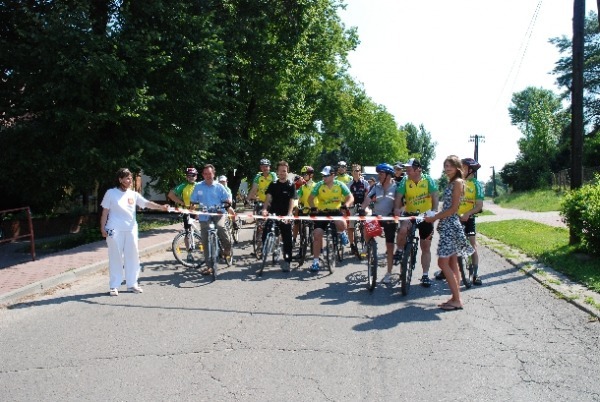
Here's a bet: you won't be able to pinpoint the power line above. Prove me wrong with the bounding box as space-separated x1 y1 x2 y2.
493 0 543 110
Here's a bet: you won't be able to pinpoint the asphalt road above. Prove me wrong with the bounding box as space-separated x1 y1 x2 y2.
1 225 599 401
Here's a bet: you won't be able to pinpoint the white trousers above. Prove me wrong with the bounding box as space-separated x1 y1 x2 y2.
106 230 140 289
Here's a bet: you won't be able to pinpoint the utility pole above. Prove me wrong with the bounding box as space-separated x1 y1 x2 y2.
491 166 497 197
571 0 585 244
469 135 485 178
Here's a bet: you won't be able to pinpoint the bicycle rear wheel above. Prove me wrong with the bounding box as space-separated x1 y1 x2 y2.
400 242 414 296
366 239 378 291
458 254 473 288
231 221 240 244
172 231 204 268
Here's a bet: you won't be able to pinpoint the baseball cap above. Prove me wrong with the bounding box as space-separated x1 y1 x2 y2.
218 175 227 182
402 158 422 168
321 166 334 176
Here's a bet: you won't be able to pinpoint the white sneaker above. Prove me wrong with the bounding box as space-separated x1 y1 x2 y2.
109 288 119 296
127 286 143 294
382 273 392 284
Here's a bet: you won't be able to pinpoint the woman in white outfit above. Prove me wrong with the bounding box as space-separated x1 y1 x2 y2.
100 168 168 296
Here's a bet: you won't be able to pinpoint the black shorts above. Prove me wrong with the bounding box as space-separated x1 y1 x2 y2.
314 210 342 231
461 215 476 236
403 213 434 240
382 220 397 244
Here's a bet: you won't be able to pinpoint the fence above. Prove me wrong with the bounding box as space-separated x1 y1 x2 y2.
552 167 600 190
0 207 36 262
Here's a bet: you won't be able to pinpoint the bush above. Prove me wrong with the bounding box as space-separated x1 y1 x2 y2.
561 174 600 255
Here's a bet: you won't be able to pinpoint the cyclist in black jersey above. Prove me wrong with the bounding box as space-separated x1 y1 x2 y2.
348 164 370 256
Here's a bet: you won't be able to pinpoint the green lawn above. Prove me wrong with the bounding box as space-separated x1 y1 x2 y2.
478 220 600 294
492 189 565 212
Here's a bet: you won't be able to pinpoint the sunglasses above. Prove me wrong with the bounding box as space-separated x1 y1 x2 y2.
186 174 197 177
353 170 361 172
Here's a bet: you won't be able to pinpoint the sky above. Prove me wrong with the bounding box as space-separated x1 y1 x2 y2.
338 0 597 180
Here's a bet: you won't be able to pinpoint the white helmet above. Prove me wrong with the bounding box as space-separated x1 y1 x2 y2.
218 175 227 182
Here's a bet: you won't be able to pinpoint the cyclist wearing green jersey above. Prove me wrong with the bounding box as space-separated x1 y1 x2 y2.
335 161 352 186
168 167 199 231
308 166 353 272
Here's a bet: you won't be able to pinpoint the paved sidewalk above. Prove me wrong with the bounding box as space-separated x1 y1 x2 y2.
478 200 566 228
0 223 181 305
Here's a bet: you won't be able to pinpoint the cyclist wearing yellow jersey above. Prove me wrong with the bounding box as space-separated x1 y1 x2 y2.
293 166 317 243
247 158 277 205
335 161 352 186
307 166 353 272
168 167 198 231
435 158 484 285
393 158 439 287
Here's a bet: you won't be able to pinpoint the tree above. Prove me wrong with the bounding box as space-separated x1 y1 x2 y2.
507 87 568 189
401 123 436 173
550 10 600 167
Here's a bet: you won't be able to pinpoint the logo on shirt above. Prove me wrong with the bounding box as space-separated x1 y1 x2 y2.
128 198 134 205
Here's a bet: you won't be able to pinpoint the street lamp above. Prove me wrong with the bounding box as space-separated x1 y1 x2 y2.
491 166 497 197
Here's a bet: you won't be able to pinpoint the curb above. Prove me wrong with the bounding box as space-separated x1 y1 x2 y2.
0 240 173 307
479 234 600 321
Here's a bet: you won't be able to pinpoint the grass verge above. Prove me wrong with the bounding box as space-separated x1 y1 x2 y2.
492 189 565 212
478 219 600 293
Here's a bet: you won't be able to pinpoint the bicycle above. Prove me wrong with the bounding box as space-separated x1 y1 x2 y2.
365 234 378 291
321 219 339 273
251 202 265 259
225 212 242 244
400 214 423 296
297 213 314 266
203 205 234 281
258 216 283 276
458 253 474 288
172 213 205 268
352 207 367 260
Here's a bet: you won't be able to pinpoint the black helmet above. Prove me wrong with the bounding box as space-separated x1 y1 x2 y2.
461 158 481 176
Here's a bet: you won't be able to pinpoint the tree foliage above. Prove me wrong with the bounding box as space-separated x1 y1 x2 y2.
0 0 412 212
505 87 569 190
401 123 436 173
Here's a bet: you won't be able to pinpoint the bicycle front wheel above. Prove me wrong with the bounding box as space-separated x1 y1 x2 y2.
253 223 263 259
172 231 204 268
209 234 218 281
366 239 378 291
259 234 273 276
400 242 414 296
325 231 335 273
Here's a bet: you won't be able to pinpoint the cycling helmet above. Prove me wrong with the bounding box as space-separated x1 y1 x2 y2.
375 163 394 175
300 165 314 174
218 175 227 182
259 158 271 166
461 158 481 176
337 161 347 168
186 167 198 175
